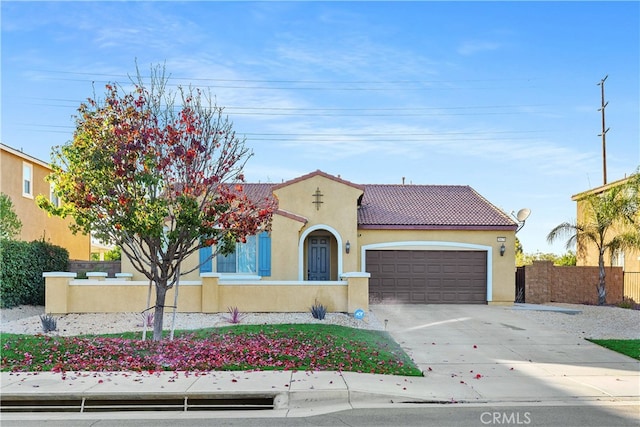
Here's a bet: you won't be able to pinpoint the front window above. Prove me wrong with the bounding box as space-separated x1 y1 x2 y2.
22 162 33 197
50 183 60 207
216 235 257 273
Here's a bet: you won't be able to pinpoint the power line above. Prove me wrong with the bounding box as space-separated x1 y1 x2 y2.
32 69 537 85
16 123 550 136
13 123 553 142
26 69 538 92
15 97 548 117
35 76 532 91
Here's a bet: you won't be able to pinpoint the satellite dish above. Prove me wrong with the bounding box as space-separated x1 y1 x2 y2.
516 208 531 222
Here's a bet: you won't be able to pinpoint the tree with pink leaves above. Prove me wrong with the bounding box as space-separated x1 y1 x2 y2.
39 65 275 340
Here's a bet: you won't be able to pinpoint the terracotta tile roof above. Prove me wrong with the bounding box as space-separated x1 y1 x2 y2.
239 176 516 230
358 184 516 230
240 183 275 202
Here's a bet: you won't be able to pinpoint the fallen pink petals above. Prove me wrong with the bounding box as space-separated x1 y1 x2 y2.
2 328 414 375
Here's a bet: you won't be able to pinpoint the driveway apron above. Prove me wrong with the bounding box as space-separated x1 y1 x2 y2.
369 304 640 403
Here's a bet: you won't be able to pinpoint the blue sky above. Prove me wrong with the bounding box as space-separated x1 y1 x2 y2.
2 1 639 255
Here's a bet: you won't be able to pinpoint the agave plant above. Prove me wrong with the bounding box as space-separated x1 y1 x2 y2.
40 314 57 333
141 311 154 328
225 306 245 324
310 300 327 320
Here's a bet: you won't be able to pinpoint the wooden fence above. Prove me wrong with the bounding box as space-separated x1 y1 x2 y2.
624 272 640 302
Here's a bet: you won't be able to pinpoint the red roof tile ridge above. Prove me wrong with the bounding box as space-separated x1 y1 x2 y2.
466 186 516 225
271 170 364 191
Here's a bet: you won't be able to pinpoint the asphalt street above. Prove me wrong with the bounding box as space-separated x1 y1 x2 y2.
2 404 639 427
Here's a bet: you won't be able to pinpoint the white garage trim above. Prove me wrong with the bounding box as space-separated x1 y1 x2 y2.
361 241 493 302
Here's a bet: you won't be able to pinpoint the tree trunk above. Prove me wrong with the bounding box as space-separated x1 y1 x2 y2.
142 279 153 341
597 251 607 306
153 285 168 341
597 283 606 306
169 265 181 341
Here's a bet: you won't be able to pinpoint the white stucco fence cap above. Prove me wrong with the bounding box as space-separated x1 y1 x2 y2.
86 272 108 278
339 272 371 278
42 272 77 278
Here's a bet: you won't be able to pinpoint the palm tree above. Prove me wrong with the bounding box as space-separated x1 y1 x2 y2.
547 174 639 305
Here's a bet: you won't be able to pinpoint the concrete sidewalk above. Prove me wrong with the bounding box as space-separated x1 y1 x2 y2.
1 304 638 419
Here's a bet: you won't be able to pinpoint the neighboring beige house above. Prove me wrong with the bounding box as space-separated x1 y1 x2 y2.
90 237 116 260
122 170 518 305
571 175 640 273
0 143 90 260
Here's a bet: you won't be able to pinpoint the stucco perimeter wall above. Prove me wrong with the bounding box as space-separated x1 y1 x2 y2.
358 228 516 304
120 246 200 281
44 272 370 314
524 261 624 305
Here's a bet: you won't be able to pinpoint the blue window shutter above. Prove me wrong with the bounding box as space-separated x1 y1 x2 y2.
199 244 212 273
258 232 271 276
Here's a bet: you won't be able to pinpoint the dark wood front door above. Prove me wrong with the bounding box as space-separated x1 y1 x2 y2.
308 236 330 281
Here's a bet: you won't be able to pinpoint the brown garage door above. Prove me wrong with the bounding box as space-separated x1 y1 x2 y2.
367 250 487 304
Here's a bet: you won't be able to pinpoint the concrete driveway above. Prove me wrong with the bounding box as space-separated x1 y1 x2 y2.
369 304 640 404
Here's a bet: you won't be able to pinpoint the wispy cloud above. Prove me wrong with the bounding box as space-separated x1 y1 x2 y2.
457 40 503 56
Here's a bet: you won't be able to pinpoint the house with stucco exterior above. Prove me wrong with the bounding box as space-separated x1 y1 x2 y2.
571 174 640 301
0 143 90 260
571 174 640 273
120 170 518 305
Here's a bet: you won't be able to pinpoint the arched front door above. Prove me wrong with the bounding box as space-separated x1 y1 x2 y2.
308 235 330 281
299 224 344 281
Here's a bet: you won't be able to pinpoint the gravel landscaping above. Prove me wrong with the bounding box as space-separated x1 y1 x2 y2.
510 303 640 339
0 305 385 336
1 303 637 339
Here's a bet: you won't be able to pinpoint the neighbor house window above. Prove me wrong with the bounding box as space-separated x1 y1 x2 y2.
49 183 60 207
22 162 33 198
612 249 625 269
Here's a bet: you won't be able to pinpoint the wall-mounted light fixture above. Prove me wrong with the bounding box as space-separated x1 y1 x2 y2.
500 243 506 257
345 240 351 254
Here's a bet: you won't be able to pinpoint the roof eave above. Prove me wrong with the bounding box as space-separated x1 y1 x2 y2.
272 169 365 192
276 209 308 224
1 143 51 169
571 174 636 200
358 224 517 231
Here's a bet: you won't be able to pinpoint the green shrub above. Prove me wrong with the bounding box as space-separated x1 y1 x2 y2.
0 240 69 308
617 297 639 310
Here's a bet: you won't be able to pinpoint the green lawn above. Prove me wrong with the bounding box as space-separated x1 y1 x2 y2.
587 339 640 361
1 323 423 376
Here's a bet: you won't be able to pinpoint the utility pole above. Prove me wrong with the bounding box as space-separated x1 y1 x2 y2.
597 75 609 185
